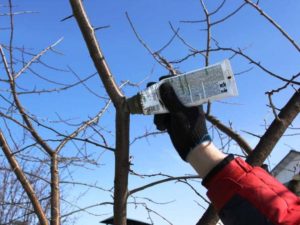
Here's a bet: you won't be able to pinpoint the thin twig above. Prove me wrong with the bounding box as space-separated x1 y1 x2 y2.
155 27 179 54
130 130 164 145
199 0 211 66
266 72 300 95
14 38 64 79
0 11 38 16
209 0 226 16
247 88 300 166
17 72 98 95
245 0 300 52
172 46 300 85
210 3 246 26
241 130 261 139
55 100 112 153
126 12 177 75
128 175 199 196
60 201 113 218
266 93 280 121
206 113 253 155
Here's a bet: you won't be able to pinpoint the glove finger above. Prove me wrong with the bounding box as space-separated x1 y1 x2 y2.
154 114 170 131
168 113 192 160
159 82 187 112
147 82 156 88
186 105 205 122
159 75 173 81
148 75 173 88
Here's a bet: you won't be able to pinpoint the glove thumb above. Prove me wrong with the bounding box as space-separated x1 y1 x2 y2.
159 82 187 113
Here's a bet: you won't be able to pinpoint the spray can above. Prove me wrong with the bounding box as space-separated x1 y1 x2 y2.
127 59 238 115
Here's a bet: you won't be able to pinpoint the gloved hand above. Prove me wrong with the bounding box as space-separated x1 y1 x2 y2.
154 82 211 161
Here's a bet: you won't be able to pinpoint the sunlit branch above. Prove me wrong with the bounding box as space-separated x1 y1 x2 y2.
14 38 63 79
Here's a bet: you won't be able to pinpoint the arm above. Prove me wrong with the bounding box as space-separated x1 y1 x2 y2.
155 83 300 225
187 142 226 178
193 143 300 225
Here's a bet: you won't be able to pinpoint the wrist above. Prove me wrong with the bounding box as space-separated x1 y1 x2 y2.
186 142 227 178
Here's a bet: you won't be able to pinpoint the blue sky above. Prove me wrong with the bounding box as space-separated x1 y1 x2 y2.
1 0 300 224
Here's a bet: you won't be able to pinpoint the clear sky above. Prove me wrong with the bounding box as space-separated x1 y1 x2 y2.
1 0 300 224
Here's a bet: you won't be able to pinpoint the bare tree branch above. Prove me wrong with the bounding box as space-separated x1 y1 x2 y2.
245 0 300 52
17 71 98 96
206 114 252 155
70 2 130 225
199 0 211 66
60 202 113 218
247 88 300 166
126 12 177 76
14 38 63 79
50 153 60 225
266 93 280 121
55 100 111 153
69 0 124 106
0 131 48 225
210 3 246 26
1 45 55 157
173 46 300 85
128 175 199 196
0 11 38 16
209 0 226 16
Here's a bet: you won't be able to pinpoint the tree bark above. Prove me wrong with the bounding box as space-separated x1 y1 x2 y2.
114 105 130 225
69 0 124 106
51 153 61 225
196 205 219 225
69 1 129 224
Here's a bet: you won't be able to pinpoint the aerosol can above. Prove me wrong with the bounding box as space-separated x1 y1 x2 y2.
127 59 238 115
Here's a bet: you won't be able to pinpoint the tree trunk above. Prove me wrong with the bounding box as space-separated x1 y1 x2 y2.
114 104 130 225
51 153 61 225
196 205 219 225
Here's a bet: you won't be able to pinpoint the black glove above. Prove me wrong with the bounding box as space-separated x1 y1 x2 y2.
154 82 211 161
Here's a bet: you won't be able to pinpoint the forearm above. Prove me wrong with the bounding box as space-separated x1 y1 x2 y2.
153 81 300 224
186 141 227 178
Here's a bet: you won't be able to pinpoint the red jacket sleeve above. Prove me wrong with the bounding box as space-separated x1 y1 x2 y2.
203 157 300 225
